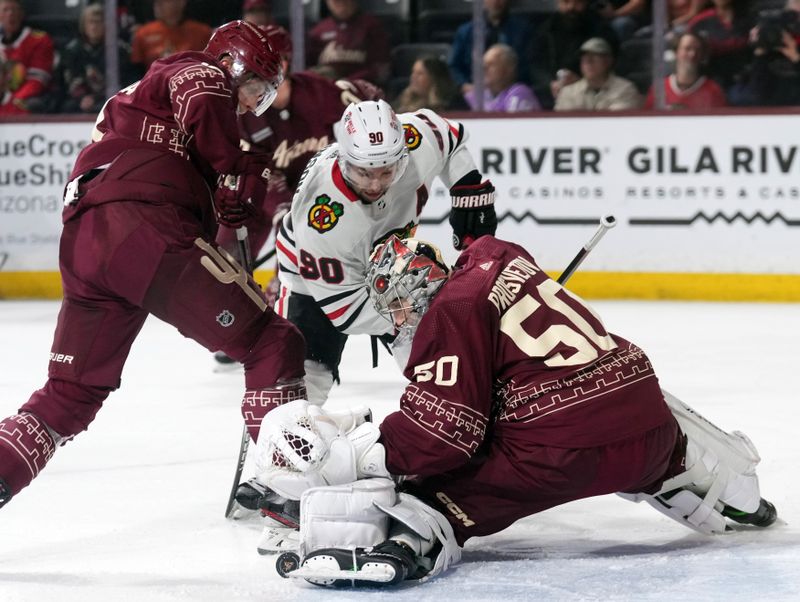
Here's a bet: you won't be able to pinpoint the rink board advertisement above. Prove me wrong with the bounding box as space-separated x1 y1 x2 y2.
1 114 799 299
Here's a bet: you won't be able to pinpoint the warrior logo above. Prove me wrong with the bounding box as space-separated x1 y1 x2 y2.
403 123 422 150
308 194 344 233
216 310 235 327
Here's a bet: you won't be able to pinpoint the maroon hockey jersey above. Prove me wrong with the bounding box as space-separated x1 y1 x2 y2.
380 236 675 477
66 51 261 227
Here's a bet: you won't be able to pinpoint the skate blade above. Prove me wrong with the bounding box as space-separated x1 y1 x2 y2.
288 558 396 585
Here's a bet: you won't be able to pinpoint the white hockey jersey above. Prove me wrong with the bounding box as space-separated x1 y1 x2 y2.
275 109 478 336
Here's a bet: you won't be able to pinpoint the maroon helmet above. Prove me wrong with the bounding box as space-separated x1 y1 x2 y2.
205 20 283 115
258 24 292 64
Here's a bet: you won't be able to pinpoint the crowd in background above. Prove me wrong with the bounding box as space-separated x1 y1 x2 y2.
2 0 800 116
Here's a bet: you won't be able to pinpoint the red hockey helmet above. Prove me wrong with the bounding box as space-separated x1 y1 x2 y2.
258 24 292 63
205 20 283 115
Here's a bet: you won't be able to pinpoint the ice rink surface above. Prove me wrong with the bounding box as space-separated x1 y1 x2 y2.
1 299 798 602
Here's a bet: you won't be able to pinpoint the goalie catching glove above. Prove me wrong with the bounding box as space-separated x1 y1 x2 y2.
449 179 497 250
213 153 271 227
254 399 388 501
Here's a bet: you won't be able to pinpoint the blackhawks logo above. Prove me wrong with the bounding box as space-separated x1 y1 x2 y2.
308 194 344 232
403 123 422 150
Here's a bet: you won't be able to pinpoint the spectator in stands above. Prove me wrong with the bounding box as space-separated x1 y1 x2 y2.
555 36 640 110
306 0 390 86
729 0 800 106
242 0 273 27
57 4 139 114
670 0 708 30
393 55 468 113
530 0 618 110
595 0 651 42
449 0 532 95
687 0 753 93
644 31 726 109
131 0 212 70
0 0 54 115
116 0 141 44
465 44 541 112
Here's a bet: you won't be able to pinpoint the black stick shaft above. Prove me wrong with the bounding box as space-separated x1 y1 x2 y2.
557 215 617 285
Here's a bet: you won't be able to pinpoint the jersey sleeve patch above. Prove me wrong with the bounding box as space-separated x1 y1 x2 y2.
403 123 423 150
307 194 344 233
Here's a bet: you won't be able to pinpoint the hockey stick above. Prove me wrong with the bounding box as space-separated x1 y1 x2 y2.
224 226 253 519
557 215 617 285
252 247 277 270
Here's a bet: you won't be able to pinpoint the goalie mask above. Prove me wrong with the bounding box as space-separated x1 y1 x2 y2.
334 100 409 203
366 236 450 332
205 20 283 116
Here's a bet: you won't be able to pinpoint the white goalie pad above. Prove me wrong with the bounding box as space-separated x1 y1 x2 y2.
620 390 763 535
299 478 397 554
298 479 461 583
375 493 462 582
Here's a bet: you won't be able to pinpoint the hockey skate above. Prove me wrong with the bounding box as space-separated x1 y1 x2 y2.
234 479 301 553
235 479 300 526
722 498 778 528
280 541 420 587
0 477 11 508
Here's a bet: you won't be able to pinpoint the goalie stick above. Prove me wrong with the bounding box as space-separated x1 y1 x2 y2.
557 214 616 285
224 225 254 519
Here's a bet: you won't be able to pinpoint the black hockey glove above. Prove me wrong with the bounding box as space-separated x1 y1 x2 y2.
449 180 497 250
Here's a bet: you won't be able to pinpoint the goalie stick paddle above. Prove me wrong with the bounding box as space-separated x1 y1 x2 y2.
224 226 254 519
557 214 616 285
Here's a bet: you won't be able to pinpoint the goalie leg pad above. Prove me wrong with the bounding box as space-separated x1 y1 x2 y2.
376 493 461 582
299 478 397 554
290 480 459 586
619 490 729 535
619 390 769 534
661 390 762 514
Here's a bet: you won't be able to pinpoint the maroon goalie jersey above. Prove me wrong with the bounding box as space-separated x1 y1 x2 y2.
380 236 675 477
65 51 248 227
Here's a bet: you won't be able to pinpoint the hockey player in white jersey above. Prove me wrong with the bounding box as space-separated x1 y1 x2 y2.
273 99 496 404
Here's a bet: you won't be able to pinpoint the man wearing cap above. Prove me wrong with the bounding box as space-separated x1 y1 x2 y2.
554 36 640 111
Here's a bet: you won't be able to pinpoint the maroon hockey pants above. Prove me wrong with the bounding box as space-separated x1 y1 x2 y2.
407 418 682 545
1 201 304 499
